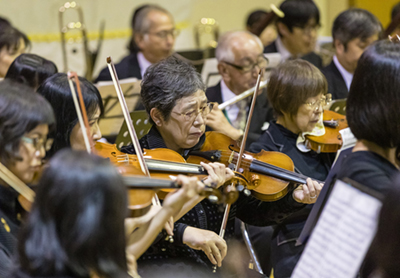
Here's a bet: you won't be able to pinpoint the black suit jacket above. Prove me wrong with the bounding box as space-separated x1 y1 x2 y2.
94 53 142 83
321 60 348 100
205 82 274 147
264 40 323 69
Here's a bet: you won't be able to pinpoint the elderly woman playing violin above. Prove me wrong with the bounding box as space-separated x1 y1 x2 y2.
0 80 55 276
120 56 323 277
249 59 331 278
36 73 210 274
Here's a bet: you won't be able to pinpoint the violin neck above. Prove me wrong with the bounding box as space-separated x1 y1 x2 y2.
123 176 179 189
145 159 207 175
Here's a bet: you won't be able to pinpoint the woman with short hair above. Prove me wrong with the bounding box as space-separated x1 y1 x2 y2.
249 59 332 277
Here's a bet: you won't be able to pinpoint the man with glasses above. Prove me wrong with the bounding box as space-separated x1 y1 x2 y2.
264 0 322 68
95 5 177 82
206 31 274 147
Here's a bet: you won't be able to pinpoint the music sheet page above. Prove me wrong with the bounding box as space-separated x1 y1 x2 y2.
292 180 382 278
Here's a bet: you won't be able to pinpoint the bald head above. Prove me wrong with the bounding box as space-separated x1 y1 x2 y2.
215 31 263 63
216 31 266 95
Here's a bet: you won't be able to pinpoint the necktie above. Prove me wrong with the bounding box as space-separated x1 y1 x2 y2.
233 100 248 131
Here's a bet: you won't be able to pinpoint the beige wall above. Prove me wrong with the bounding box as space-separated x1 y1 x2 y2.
0 0 348 77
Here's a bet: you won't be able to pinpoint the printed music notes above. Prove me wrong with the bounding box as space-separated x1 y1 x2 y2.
292 179 383 278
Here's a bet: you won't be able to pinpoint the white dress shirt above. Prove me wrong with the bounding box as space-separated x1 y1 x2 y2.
333 55 353 91
276 36 294 62
220 80 248 128
137 52 152 78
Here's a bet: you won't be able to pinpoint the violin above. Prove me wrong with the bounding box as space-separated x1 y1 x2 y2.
305 110 348 153
94 141 239 204
251 4 284 37
186 131 313 202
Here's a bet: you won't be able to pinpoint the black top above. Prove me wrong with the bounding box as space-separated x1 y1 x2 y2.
249 122 334 223
94 53 142 83
321 60 348 100
10 269 80 278
205 82 274 148
0 185 23 277
336 151 399 278
263 40 323 69
121 126 305 271
336 151 399 194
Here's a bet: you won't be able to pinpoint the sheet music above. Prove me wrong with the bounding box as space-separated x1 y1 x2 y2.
96 78 141 136
292 180 382 278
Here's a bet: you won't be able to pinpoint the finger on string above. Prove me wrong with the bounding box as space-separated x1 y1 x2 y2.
307 178 316 197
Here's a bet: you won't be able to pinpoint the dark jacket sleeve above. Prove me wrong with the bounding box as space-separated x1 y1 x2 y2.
235 192 305 227
0 245 12 277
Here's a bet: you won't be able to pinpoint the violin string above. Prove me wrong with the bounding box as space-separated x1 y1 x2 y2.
213 150 310 180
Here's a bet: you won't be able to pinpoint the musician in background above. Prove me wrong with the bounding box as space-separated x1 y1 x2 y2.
264 0 322 68
206 31 273 146
95 5 176 82
246 10 277 47
0 24 30 78
0 80 55 277
322 9 381 100
5 53 58 90
249 60 333 277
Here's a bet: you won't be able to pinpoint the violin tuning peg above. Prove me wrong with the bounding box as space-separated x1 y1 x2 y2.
208 195 219 203
243 189 251 196
236 184 244 192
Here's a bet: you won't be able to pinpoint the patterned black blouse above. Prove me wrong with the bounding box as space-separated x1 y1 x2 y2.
121 126 306 275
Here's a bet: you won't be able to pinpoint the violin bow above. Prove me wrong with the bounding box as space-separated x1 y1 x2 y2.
213 69 264 273
0 162 35 202
67 72 93 154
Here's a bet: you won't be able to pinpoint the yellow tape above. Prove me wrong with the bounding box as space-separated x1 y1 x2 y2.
28 21 190 43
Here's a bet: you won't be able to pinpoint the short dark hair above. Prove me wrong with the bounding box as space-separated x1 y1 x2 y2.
267 59 327 118
392 2 400 20
0 16 11 28
347 40 400 148
332 9 382 50
16 150 129 278
246 10 268 29
0 24 30 54
5 53 58 90
37 73 104 157
141 56 206 124
277 0 320 34
0 80 55 166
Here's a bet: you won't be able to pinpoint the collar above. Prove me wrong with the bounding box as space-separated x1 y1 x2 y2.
276 37 293 62
137 52 152 78
333 55 353 91
220 80 249 123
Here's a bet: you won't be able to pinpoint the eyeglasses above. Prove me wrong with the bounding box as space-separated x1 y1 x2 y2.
147 29 180 39
223 56 269 73
294 24 321 36
21 137 54 152
172 103 214 122
305 94 332 111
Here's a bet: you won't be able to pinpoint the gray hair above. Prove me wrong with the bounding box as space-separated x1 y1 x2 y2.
215 31 263 63
332 9 382 49
141 56 206 124
134 5 172 34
